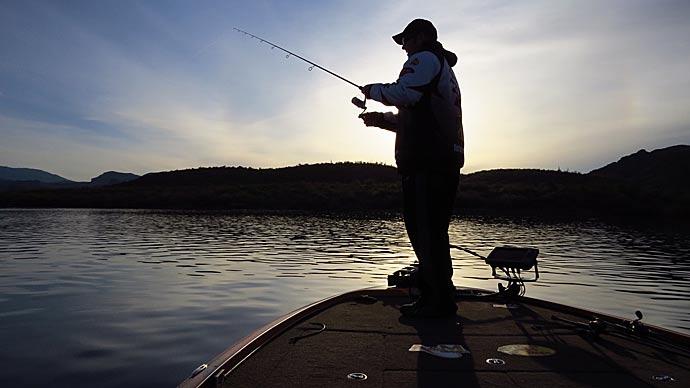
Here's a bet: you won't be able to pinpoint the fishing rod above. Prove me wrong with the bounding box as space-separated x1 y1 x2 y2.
449 243 487 260
233 27 368 111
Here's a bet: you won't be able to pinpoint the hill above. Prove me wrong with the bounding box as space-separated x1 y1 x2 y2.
128 162 398 187
91 171 140 186
0 147 687 217
0 166 72 183
589 145 690 193
0 167 141 191
0 162 400 211
457 168 660 215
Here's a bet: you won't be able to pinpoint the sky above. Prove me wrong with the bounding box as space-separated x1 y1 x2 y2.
1 0 689 181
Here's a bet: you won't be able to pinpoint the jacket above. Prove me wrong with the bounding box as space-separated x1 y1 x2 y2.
368 45 464 174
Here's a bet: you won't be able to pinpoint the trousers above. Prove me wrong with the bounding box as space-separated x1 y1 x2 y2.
402 170 459 304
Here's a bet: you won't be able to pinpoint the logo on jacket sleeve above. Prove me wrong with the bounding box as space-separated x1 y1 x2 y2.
411 58 420 66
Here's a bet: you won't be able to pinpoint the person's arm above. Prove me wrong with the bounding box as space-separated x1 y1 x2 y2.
363 52 441 107
359 112 397 132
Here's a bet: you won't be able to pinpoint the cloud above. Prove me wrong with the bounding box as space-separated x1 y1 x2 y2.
0 115 182 180
1 0 689 179
368 0 690 171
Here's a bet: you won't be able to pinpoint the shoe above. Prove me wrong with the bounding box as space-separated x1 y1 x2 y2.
399 298 426 316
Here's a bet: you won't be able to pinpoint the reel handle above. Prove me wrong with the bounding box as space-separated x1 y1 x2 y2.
351 97 366 110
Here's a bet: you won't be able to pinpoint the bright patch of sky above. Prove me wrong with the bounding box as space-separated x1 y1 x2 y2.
1 0 689 180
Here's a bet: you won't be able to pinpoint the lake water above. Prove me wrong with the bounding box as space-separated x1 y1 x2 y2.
1 209 689 387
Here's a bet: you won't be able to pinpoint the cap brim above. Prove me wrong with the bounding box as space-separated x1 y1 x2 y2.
392 32 404 45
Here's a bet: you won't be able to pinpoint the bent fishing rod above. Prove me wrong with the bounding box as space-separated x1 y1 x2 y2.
233 27 368 112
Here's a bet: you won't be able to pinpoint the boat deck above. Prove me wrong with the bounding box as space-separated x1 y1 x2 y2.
187 289 689 387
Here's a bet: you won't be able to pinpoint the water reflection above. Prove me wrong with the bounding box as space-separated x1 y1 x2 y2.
0 209 689 387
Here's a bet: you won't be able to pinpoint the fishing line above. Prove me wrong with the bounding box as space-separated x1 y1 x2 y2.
233 27 367 112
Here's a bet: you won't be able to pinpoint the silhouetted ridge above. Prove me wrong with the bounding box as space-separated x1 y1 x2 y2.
129 162 398 186
0 166 72 183
463 169 583 185
91 171 140 186
589 145 690 193
1 147 687 217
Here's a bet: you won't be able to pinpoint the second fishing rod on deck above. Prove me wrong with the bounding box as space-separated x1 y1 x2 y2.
233 27 369 112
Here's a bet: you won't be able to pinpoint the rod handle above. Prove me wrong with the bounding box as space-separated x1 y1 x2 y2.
351 97 366 110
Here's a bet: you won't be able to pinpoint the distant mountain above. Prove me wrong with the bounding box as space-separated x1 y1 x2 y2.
589 145 690 193
0 167 140 191
90 171 140 186
0 166 72 183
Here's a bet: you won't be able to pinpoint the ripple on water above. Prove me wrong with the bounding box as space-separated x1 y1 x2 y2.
0 210 689 388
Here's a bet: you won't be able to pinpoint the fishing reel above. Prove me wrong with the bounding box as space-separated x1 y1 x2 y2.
351 96 367 113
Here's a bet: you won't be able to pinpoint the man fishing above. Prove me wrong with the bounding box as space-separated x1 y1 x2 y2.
359 19 464 317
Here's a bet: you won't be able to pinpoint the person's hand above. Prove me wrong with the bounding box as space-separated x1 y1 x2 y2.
360 84 373 99
358 112 386 128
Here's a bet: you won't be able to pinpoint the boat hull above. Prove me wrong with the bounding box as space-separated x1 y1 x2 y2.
179 287 690 387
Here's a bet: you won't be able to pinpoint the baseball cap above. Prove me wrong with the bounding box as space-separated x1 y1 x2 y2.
392 19 438 45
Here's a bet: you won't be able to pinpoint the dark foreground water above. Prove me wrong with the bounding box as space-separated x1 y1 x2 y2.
0 209 689 387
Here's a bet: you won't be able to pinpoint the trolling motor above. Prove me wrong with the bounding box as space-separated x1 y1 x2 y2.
485 246 539 297
234 27 367 113
388 245 540 298
450 244 539 298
